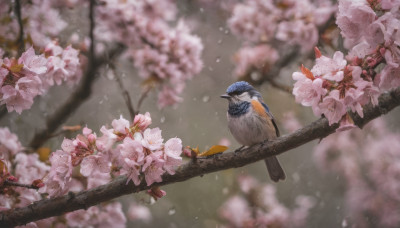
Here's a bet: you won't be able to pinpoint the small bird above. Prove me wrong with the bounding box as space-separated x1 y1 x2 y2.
221 81 286 182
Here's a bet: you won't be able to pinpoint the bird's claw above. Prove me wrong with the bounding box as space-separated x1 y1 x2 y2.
234 145 245 153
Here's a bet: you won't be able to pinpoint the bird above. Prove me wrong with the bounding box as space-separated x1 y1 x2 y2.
220 81 286 182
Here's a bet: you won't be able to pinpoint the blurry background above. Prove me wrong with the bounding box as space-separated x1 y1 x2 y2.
1 1 400 227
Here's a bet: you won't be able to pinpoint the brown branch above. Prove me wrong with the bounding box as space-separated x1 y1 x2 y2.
265 77 293 94
111 64 136 121
0 106 7 120
14 0 24 56
2 87 400 227
136 86 151 115
3 180 39 190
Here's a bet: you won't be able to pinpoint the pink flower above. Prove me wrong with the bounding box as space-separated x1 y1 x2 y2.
142 151 165 186
219 196 252 227
336 114 357 132
336 0 376 47
141 128 163 151
87 171 110 189
228 1 279 43
0 127 23 158
119 137 145 166
80 154 110 177
47 150 73 189
127 203 152 223
282 112 303 133
14 153 49 184
118 137 145 185
276 20 318 53
1 76 42 114
133 112 152 131
44 43 81 88
318 90 347 125
82 127 93 136
18 47 47 75
292 73 327 108
100 202 127 228
163 138 182 174
111 115 130 133
233 45 279 78
96 126 117 152
146 187 166 200
157 85 183 109
311 51 347 81
237 175 258 194
375 66 400 90
65 206 99 227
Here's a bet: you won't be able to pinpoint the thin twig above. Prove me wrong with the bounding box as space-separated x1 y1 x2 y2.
111 63 136 120
14 0 24 56
266 77 293 94
2 87 400 227
88 0 95 63
3 180 39 190
0 106 8 120
136 86 151 114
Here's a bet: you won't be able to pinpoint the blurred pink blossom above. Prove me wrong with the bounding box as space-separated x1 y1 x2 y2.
233 45 279 79
127 203 152 223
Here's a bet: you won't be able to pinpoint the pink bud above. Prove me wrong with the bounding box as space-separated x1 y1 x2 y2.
7 176 18 182
147 187 166 200
134 112 152 131
82 127 92 136
88 134 96 144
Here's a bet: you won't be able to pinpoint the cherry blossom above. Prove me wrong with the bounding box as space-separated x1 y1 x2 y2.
314 119 400 227
141 128 164 151
133 112 152 131
127 203 152 223
219 175 315 227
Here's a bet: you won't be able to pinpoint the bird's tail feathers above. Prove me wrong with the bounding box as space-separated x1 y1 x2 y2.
264 156 286 182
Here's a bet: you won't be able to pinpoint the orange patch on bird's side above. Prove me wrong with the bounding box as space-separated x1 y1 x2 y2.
251 100 268 118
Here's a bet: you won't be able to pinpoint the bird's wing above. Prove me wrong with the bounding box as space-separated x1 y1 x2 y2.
261 102 280 137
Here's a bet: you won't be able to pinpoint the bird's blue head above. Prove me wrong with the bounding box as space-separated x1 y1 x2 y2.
220 81 260 101
226 81 254 95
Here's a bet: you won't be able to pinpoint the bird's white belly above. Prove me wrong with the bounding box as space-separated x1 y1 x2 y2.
227 110 277 146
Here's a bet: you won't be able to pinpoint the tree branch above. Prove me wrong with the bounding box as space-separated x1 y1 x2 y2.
14 0 24 56
3 180 39 190
136 86 151 115
2 87 400 227
111 63 136 121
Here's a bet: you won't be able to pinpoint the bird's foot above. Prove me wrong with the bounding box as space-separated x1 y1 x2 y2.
234 145 246 153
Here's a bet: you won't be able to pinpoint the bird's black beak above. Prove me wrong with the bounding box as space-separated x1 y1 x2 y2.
220 94 231 99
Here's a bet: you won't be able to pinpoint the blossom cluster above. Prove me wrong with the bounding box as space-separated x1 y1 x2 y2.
0 0 69 51
20 202 127 228
41 112 183 198
219 175 315 228
337 0 400 90
227 0 336 79
0 127 49 211
292 49 380 128
292 0 400 129
96 0 204 108
314 118 400 227
0 44 81 114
